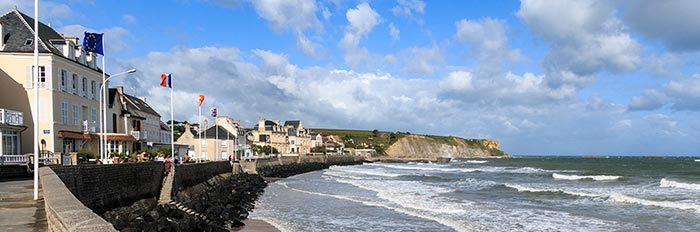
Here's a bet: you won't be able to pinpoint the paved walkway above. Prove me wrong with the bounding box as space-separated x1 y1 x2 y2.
0 178 47 232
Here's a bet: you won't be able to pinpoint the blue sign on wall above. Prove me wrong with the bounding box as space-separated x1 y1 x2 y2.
43 130 50 134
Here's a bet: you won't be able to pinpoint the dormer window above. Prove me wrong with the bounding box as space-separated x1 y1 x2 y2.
24 39 32 46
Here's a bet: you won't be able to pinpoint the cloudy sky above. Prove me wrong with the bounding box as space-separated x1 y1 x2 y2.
3 0 700 156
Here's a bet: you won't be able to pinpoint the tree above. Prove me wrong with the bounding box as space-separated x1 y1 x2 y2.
252 144 279 155
372 129 379 137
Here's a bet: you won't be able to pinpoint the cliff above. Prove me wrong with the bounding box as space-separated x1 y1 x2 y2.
384 135 508 158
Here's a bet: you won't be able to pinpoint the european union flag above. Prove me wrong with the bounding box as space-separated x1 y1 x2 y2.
82 32 104 55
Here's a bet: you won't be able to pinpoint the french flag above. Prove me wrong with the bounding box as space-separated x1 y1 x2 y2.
160 73 172 88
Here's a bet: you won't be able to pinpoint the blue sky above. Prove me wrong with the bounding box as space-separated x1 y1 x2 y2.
3 0 700 156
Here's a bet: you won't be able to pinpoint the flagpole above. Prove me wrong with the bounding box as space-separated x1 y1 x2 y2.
170 75 174 158
101 36 107 164
198 104 201 163
33 0 39 200
215 114 218 161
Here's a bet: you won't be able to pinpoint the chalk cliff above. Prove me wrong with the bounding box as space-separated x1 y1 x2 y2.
384 135 508 158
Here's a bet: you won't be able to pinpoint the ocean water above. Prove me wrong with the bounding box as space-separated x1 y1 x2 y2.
249 157 700 232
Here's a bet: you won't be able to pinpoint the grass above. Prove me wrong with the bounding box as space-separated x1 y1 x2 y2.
310 128 507 156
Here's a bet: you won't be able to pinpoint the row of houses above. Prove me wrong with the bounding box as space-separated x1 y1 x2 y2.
0 7 348 164
0 7 174 162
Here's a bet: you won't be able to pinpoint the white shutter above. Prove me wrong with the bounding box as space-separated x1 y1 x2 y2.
25 65 32 88
67 72 72 93
45 64 52 90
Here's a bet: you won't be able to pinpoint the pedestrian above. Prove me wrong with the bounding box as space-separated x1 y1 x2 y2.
164 155 174 175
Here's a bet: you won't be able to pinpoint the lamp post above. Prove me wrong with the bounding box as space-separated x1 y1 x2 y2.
99 68 136 163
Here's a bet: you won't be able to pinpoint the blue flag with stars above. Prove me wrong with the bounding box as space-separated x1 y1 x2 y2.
82 32 104 55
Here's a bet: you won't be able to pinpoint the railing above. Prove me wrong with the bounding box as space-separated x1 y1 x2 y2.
82 120 96 133
0 155 28 164
131 131 141 140
0 108 24 126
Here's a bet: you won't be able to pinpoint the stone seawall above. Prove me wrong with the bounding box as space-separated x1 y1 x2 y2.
50 163 164 215
247 155 364 178
39 167 117 232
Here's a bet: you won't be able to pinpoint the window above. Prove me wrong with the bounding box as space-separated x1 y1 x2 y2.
221 151 227 159
72 103 78 125
202 139 207 146
30 65 47 88
62 138 76 153
60 70 67 91
72 74 78 94
90 80 96 99
221 140 227 147
82 77 87 97
259 135 267 142
91 107 97 125
61 101 68 124
2 130 20 155
202 151 207 159
290 140 295 145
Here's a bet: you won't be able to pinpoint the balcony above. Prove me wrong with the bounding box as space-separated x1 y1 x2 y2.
131 131 141 140
82 120 96 133
0 108 23 126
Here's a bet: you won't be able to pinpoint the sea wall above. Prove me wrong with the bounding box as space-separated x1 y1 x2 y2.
39 167 117 232
50 162 164 215
248 155 364 177
385 135 508 158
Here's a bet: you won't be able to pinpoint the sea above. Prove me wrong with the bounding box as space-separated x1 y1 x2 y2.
249 156 700 232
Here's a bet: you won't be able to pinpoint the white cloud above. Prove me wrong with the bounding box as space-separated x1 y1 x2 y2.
396 46 442 75
389 23 400 40
623 0 700 51
629 89 667 111
58 25 134 53
0 1 73 24
340 3 381 67
517 0 641 87
629 74 700 111
122 14 136 24
391 0 425 17
248 0 323 57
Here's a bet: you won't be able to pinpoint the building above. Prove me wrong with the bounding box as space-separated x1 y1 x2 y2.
0 108 26 164
251 118 287 154
176 116 246 161
250 118 312 155
284 120 311 154
309 132 322 148
0 7 123 156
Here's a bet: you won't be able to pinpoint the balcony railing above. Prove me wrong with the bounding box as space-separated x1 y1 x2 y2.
82 120 96 133
131 131 141 140
0 108 23 126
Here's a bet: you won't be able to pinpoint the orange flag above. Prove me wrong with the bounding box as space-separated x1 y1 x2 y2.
198 94 205 106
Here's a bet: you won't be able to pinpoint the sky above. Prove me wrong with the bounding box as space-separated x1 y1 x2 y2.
2 0 699 156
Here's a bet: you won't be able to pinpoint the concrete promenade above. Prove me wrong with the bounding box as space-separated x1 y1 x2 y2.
0 178 47 231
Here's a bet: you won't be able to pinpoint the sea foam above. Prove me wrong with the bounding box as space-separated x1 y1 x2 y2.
466 160 488 164
552 173 622 181
329 166 400 177
503 184 601 198
284 183 472 232
660 178 700 191
609 193 700 212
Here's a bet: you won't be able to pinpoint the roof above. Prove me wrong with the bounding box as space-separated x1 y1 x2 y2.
253 120 280 131
198 125 236 139
0 8 103 73
109 88 161 117
160 121 171 131
284 120 300 128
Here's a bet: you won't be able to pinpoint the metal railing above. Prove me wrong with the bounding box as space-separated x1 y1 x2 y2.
131 131 141 140
82 120 97 133
0 108 24 126
0 155 28 164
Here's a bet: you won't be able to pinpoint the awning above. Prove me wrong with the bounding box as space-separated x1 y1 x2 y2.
57 131 135 142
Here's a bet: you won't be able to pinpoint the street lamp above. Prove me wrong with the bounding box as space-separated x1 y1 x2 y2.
99 68 137 163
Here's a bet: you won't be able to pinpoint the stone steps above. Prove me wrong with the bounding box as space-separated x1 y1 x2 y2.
158 167 175 205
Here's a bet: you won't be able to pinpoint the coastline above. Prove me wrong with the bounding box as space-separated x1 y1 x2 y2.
231 219 281 232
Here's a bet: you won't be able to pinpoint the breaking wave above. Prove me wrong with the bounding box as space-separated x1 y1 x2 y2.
608 193 700 212
466 160 488 164
660 178 700 191
552 173 622 181
503 184 601 198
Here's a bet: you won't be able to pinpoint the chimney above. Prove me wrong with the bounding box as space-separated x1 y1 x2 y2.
116 86 124 94
193 124 200 133
258 118 265 132
138 97 146 102
184 123 191 134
